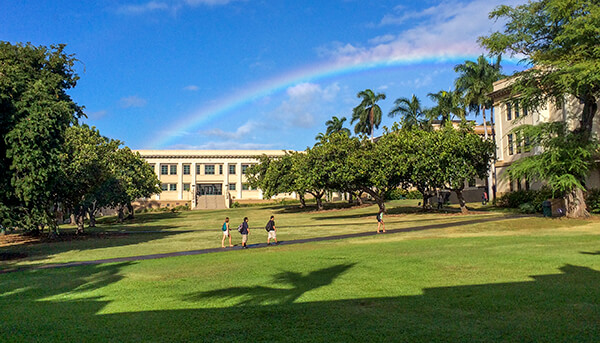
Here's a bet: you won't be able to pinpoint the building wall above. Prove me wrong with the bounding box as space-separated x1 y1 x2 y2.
491 78 600 197
137 150 294 208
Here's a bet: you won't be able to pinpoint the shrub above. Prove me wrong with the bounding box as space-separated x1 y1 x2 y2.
496 187 553 213
586 189 600 214
231 201 240 208
518 202 537 214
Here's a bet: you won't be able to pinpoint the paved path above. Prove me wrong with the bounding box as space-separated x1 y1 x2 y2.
0 215 517 274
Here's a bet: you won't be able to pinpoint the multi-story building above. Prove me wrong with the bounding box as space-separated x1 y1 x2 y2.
489 77 600 197
136 150 292 209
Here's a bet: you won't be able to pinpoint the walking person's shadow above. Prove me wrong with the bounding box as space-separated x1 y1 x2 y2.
183 263 356 306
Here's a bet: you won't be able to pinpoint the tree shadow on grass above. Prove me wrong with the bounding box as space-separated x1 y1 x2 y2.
580 251 600 255
183 263 356 306
1 262 599 341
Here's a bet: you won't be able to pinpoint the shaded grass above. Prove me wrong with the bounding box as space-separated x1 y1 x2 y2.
1 233 599 342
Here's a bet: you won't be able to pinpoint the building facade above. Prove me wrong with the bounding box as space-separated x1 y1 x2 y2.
489 78 600 197
136 150 291 209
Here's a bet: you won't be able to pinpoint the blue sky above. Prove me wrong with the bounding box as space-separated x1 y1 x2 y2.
1 0 526 150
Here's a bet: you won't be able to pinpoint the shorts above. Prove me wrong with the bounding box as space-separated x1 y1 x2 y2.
242 234 248 243
377 218 383 223
223 230 229 236
268 230 276 239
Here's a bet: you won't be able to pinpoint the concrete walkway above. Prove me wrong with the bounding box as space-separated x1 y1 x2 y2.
1 215 516 274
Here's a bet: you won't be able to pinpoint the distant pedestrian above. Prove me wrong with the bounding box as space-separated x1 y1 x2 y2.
437 193 443 210
482 191 489 205
221 217 233 248
240 217 250 248
265 215 278 245
376 210 386 233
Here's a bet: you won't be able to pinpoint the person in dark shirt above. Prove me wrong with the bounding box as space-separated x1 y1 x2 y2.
240 217 250 248
266 215 278 245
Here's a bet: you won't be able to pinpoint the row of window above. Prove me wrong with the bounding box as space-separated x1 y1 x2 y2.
160 183 254 191
157 164 251 176
509 178 530 192
506 100 528 121
506 133 531 156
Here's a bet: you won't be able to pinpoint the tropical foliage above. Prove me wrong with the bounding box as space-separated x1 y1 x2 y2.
351 89 386 139
388 94 431 130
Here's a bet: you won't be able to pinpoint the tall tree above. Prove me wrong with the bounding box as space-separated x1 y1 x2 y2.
0 42 83 232
454 55 503 199
388 94 430 130
351 89 386 140
426 90 466 126
325 116 351 136
479 0 600 217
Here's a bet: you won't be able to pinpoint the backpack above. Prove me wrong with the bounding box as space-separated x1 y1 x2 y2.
265 221 272 232
237 223 244 233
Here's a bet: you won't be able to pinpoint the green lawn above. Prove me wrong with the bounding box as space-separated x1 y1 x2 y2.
1 201 599 342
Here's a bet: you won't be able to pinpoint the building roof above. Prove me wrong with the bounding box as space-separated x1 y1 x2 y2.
135 150 291 159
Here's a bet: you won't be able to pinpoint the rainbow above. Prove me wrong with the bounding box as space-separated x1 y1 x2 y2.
151 54 513 148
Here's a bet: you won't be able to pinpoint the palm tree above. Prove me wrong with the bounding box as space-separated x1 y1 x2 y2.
454 55 502 140
388 94 429 130
351 89 386 140
325 116 351 136
314 132 325 142
426 90 466 126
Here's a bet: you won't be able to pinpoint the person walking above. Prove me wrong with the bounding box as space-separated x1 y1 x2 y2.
265 215 278 245
376 210 386 233
240 217 250 248
221 217 233 248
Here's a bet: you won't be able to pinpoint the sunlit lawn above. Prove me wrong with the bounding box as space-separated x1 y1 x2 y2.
1 216 599 341
1 200 597 268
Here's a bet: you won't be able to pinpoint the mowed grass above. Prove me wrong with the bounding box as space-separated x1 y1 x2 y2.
1 201 599 341
1 199 597 267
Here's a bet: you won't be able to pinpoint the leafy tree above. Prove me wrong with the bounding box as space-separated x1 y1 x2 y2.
508 123 599 217
325 116 351 136
246 153 307 207
388 94 430 130
454 55 503 140
293 149 329 210
426 90 466 126
479 0 600 217
351 89 386 140
0 42 83 232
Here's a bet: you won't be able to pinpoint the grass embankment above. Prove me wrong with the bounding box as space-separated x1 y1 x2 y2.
1 200 599 341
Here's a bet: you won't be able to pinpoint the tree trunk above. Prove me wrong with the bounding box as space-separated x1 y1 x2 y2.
577 96 598 140
87 202 97 227
565 188 590 218
315 196 323 211
299 193 306 208
75 207 85 234
117 205 125 223
355 191 364 205
454 189 469 214
126 202 134 219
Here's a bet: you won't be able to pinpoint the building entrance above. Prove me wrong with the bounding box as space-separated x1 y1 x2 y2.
196 184 222 196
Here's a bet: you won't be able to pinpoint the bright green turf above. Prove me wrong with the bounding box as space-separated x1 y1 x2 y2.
2 231 599 342
1 200 596 267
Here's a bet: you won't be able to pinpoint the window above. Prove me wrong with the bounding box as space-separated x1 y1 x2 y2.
508 134 514 155
229 164 236 175
509 179 514 192
525 180 530 191
506 103 512 121
169 184 177 191
161 183 168 191
523 105 528 116
242 164 249 174
514 102 520 118
229 184 236 191
516 133 522 154
183 165 190 175
205 165 215 175
524 135 531 151
516 179 522 191
468 178 476 188
242 183 249 190
219 165 223 174
170 165 177 175
149 164 155 172
183 183 190 191
161 165 168 175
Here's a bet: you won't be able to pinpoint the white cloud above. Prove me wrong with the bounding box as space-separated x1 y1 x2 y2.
320 0 527 65
117 0 242 14
85 110 108 119
119 95 147 108
183 85 200 91
200 120 258 140
273 82 341 129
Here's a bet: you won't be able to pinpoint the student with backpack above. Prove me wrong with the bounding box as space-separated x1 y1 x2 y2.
221 217 233 248
265 215 278 245
376 210 386 233
238 217 250 248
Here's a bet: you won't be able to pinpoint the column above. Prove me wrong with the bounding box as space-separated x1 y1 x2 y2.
155 164 161 200
223 161 229 198
191 162 197 208
258 188 263 200
177 162 183 200
237 162 243 199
